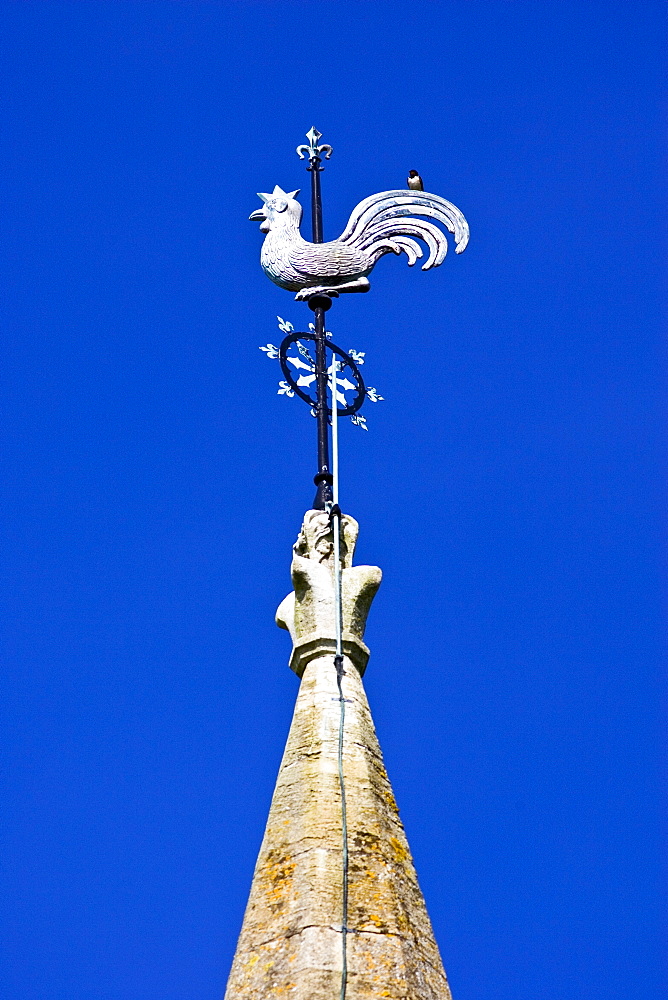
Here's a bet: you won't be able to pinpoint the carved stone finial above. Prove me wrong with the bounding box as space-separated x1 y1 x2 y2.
292 508 357 568
276 510 381 677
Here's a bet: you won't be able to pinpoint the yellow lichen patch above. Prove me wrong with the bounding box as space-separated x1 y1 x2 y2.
359 948 375 971
350 864 378 888
388 836 411 865
260 852 296 911
245 954 259 969
272 981 296 994
352 830 382 854
357 911 390 934
382 786 399 814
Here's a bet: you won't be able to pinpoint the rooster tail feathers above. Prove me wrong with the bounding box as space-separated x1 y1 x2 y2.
362 237 423 268
359 218 448 270
339 190 470 261
386 237 423 267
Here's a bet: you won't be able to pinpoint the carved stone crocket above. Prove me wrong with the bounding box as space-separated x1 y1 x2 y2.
249 185 469 300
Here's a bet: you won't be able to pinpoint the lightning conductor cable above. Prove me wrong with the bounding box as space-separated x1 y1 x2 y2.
329 356 348 1000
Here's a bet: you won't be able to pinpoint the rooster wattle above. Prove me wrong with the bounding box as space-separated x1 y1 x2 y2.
249 185 469 300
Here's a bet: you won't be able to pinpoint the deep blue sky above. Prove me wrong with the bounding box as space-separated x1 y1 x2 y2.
1 3 664 998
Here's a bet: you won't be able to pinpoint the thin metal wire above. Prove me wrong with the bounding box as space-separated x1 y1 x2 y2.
331 359 340 509
329 360 348 1000
335 665 348 1000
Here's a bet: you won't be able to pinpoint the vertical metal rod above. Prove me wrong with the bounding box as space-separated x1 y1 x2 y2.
310 154 324 243
309 150 333 510
312 304 333 509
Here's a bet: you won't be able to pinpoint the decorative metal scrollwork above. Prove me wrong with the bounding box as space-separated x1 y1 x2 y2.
278 332 365 417
260 316 383 430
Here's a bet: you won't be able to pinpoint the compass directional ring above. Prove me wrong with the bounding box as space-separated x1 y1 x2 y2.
278 332 365 416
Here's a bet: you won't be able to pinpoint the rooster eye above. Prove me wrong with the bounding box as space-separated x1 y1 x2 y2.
272 199 288 213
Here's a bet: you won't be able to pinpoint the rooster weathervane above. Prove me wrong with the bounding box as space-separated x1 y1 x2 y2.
251 127 470 509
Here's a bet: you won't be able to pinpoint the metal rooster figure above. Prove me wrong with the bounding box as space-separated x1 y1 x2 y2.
252 127 470 509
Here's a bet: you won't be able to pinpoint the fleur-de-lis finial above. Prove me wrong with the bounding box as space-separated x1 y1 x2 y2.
296 126 333 162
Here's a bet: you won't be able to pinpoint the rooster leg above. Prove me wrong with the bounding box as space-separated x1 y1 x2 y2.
295 277 370 301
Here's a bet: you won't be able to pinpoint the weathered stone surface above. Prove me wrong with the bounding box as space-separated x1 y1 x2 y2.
224 512 452 1000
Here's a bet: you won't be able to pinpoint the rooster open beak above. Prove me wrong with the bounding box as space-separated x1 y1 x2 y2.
249 209 265 221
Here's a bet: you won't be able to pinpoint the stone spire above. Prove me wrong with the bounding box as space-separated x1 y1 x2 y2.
224 511 453 1000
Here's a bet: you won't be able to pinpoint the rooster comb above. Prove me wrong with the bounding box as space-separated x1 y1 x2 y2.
257 185 300 204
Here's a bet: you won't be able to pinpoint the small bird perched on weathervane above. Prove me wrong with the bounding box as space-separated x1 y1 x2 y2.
407 169 424 191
